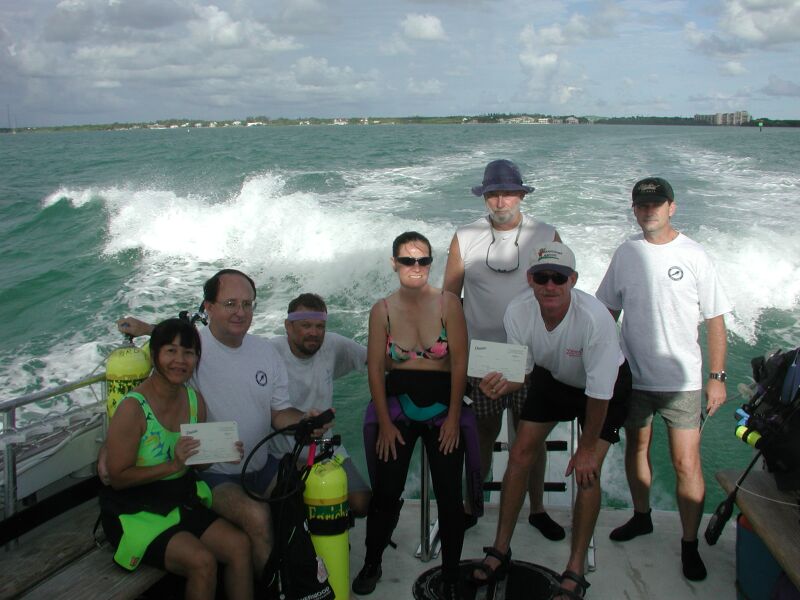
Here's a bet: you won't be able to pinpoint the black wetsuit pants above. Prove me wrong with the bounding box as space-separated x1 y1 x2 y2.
365 417 466 582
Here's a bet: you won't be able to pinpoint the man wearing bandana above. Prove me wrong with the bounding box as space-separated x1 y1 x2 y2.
267 292 371 516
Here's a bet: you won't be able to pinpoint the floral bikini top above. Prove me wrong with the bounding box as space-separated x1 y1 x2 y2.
384 297 449 362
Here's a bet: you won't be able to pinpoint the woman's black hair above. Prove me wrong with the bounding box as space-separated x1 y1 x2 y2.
392 231 432 258
150 318 202 374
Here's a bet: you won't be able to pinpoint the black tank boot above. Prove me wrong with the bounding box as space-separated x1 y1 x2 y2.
353 498 404 595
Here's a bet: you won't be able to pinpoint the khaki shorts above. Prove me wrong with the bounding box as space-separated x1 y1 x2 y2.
625 389 702 430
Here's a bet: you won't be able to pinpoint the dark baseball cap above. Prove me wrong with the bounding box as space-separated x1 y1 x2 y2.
632 177 674 205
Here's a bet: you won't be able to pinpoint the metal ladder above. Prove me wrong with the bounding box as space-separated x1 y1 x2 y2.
416 413 596 572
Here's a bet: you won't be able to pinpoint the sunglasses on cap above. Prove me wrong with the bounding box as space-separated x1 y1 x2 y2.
530 271 569 285
395 256 433 267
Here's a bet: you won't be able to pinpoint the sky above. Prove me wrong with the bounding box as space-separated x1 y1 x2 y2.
1 0 799 127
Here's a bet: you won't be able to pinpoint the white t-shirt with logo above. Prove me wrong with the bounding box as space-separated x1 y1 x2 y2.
267 332 366 457
595 233 732 391
191 326 291 475
504 288 624 400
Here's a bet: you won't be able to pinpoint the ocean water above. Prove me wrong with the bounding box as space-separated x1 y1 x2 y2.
1 123 799 510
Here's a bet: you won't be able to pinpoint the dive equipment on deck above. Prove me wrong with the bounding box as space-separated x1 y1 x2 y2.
734 347 800 491
241 409 336 600
105 335 150 417
304 438 349 600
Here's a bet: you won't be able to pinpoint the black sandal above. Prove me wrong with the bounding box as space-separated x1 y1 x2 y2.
470 546 512 586
555 570 590 599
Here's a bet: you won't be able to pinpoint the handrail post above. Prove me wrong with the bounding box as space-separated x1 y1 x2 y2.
415 445 441 561
2 408 18 524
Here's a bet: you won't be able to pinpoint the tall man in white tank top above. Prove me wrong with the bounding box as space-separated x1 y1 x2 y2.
596 177 732 581
444 159 564 539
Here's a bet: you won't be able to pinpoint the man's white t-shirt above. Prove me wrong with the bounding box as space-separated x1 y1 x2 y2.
267 332 366 457
191 326 291 475
504 288 624 400
457 214 557 343
595 232 732 392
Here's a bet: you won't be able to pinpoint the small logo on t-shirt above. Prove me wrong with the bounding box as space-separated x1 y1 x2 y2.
668 266 684 281
566 348 583 358
255 370 268 386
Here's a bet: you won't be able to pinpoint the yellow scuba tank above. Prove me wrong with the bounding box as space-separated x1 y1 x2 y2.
304 454 349 599
106 336 151 417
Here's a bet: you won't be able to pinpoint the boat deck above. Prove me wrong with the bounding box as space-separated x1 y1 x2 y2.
348 502 737 599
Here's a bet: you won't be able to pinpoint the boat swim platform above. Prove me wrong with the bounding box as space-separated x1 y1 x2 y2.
0 499 736 599
348 502 737 599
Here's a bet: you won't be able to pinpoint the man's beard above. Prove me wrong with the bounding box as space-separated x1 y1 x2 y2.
490 206 520 225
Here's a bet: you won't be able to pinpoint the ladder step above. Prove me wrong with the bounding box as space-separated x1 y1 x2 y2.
482 481 567 493
492 440 569 452
544 482 567 492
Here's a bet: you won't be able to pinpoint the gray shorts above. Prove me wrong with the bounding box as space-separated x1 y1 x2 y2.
625 389 702 430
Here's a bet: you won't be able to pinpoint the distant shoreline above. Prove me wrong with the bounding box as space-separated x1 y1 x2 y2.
3 114 798 133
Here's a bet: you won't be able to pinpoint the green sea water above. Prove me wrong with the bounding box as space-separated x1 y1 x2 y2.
1 123 799 510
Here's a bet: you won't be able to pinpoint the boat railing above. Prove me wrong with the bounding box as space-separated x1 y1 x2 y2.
0 373 107 521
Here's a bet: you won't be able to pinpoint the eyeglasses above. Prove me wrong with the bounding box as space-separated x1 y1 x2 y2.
215 299 257 313
395 256 433 267
485 216 523 273
530 272 569 285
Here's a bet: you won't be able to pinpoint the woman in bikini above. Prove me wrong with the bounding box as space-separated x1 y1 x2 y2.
352 231 469 599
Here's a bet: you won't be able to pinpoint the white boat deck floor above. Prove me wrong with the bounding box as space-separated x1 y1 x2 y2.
347 503 737 599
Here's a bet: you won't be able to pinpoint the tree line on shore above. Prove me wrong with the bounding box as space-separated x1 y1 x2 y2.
2 113 797 133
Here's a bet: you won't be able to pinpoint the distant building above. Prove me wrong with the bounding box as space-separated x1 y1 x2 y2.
694 111 750 126
566 116 579 125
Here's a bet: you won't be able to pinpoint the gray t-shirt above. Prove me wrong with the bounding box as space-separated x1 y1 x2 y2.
191 326 291 475
456 214 557 344
267 332 366 457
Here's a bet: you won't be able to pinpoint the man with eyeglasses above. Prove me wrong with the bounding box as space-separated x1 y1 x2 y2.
444 159 564 538
474 242 631 599
596 177 732 581
115 269 330 578
267 292 371 517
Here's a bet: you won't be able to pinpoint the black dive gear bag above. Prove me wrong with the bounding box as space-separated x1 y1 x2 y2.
739 347 800 491
241 410 336 600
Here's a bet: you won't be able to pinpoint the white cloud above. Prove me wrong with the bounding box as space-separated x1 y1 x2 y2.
721 60 747 76
761 75 800 97
379 33 413 56
554 84 582 104
407 77 443 95
688 0 800 56
719 0 800 46
401 14 447 41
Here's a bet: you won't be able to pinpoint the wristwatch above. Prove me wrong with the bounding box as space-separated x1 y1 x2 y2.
709 371 727 382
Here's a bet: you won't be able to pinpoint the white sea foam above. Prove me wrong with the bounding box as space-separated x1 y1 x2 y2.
77 169 460 341
41 186 102 208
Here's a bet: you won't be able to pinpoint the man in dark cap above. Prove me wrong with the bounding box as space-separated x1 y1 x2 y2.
596 177 732 581
444 159 564 539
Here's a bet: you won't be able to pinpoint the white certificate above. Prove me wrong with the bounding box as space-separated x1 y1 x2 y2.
467 340 528 384
181 421 240 465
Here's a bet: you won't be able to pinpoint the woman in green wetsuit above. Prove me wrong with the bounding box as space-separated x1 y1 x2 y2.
102 318 253 600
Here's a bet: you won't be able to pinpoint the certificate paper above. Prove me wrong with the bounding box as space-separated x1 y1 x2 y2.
181 421 240 465
467 340 528 383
